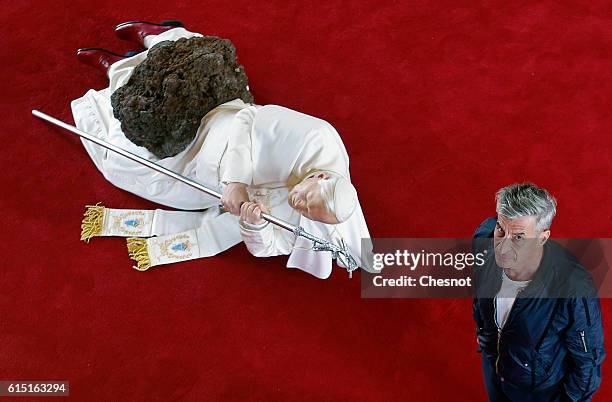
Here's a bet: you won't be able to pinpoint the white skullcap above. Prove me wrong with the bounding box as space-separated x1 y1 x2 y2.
318 173 358 223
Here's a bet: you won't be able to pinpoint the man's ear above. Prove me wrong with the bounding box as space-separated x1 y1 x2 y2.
539 229 551 245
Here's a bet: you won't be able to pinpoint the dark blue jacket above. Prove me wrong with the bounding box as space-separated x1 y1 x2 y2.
472 217 605 401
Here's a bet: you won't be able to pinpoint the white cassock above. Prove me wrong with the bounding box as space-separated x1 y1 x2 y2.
70 28 372 279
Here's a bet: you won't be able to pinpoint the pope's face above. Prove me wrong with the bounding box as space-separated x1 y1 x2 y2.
493 215 549 275
288 173 338 224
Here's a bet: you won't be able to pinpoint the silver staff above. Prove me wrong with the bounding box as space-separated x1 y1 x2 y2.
32 109 359 277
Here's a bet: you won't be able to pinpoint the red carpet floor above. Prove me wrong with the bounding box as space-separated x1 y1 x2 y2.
1 1 611 400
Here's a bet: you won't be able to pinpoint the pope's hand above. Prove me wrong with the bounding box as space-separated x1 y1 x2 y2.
240 201 268 225
221 182 249 215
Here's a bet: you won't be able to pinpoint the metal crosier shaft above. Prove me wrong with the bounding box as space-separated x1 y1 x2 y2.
32 109 293 231
32 109 359 276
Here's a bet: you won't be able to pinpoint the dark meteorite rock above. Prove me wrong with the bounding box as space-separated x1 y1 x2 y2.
111 36 254 159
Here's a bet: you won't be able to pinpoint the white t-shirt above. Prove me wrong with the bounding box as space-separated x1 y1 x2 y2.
495 271 531 328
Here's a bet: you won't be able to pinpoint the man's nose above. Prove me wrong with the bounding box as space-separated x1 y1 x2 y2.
497 236 513 254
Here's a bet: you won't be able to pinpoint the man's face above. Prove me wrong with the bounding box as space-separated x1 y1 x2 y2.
493 215 549 273
288 172 338 224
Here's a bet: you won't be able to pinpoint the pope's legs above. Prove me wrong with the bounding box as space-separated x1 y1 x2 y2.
75 19 198 88
108 26 203 92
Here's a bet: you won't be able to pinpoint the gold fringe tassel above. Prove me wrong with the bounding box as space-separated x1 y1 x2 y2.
127 238 152 271
80 202 105 243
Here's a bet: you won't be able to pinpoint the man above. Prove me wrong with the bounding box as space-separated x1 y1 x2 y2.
472 183 605 401
71 21 371 278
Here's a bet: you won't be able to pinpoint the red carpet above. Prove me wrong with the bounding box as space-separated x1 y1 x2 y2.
1 1 611 400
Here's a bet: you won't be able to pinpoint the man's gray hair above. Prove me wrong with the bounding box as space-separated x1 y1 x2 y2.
495 183 557 231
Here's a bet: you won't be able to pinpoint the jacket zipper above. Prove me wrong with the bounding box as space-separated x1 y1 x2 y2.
496 328 502 375
580 330 588 353
494 296 506 375
493 297 499 374
494 288 524 376
580 299 595 391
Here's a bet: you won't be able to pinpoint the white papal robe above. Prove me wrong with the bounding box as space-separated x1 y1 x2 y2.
70 27 372 279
